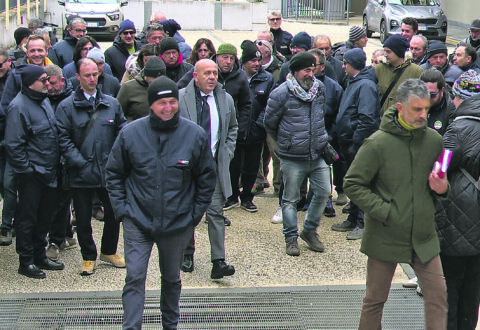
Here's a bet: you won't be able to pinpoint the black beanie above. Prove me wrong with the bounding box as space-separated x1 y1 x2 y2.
144 56 166 77
343 48 366 70
383 34 409 59
16 64 46 87
158 19 181 37
14 27 32 46
289 52 316 73
427 40 448 59
148 76 179 106
240 40 262 64
290 32 312 50
160 37 179 54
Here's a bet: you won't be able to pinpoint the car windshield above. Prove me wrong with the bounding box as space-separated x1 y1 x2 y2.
389 0 436 5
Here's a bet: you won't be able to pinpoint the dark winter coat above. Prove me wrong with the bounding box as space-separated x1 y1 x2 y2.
332 40 356 62
317 73 343 137
244 67 275 144
344 106 445 264
5 87 60 187
106 112 216 236
116 73 149 121
336 66 380 157
427 93 455 136
48 34 77 68
264 78 328 161
435 94 480 256
55 87 126 188
327 55 348 89
104 36 140 81
271 28 293 58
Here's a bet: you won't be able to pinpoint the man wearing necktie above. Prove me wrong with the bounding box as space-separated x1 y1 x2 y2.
178 59 238 279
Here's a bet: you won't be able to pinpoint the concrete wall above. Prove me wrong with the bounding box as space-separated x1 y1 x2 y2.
439 0 480 27
1 5 40 47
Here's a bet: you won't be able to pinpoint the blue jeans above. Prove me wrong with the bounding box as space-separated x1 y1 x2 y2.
280 158 330 240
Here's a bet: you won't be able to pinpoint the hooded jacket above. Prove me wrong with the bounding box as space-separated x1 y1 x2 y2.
420 61 463 87
55 87 126 188
336 66 380 155
106 111 216 236
105 35 140 81
344 106 444 263
435 94 480 256
48 33 77 68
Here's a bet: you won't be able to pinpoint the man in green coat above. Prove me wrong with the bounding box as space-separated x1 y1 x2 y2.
343 79 448 329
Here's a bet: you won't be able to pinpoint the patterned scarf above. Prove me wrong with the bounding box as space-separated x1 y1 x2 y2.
286 72 319 102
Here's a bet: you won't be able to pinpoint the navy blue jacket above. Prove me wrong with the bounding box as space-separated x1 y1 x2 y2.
106 112 216 236
48 34 77 68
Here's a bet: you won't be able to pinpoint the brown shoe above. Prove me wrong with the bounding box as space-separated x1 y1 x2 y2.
100 253 126 268
81 260 96 276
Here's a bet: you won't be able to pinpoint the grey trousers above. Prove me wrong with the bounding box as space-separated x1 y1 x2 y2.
184 175 226 261
359 254 447 330
122 218 193 330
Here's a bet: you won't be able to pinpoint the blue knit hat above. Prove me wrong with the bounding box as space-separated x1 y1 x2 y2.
290 32 312 50
118 19 136 35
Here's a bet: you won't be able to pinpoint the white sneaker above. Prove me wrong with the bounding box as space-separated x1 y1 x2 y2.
271 207 283 224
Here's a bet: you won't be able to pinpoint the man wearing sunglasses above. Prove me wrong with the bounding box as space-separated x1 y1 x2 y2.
48 17 87 69
105 19 140 81
460 19 480 66
267 11 293 58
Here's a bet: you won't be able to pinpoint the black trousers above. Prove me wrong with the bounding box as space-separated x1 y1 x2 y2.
73 188 119 261
16 173 57 267
228 143 263 203
340 144 364 228
49 188 74 246
441 253 480 330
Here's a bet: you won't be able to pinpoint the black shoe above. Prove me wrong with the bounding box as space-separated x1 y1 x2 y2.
211 259 235 279
241 200 258 213
36 258 65 271
224 217 231 227
342 202 352 214
181 254 194 273
323 197 336 218
0 228 12 246
18 264 46 279
223 199 239 211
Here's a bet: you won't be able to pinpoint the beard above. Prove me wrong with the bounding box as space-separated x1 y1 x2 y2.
299 76 313 90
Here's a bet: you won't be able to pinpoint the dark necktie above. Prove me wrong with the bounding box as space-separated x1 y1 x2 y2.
200 95 211 137
89 96 95 106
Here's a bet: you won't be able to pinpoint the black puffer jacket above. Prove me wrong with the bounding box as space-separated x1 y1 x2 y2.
55 87 126 188
435 94 480 256
105 36 140 81
106 112 216 236
244 67 275 144
426 93 455 136
264 78 328 161
5 87 60 187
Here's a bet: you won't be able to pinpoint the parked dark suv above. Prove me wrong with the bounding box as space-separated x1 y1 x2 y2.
363 0 448 43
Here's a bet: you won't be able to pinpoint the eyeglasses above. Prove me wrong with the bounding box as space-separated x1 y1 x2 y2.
122 30 136 36
429 90 441 99
269 17 281 22
37 76 50 84
0 58 9 69
73 29 87 33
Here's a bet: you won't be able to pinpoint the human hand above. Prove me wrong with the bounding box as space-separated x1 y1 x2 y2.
429 170 448 194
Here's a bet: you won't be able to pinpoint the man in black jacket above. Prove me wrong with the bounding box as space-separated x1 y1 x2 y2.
48 17 86 68
267 11 293 58
56 58 127 276
106 76 216 330
5 64 64 278
159 37 193 82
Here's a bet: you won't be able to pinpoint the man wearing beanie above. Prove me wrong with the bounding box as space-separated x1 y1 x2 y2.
178 59 238 278
117 56 167 121
376 34 423 115
48 17 87 68
277 31 313 85
332 48 380 240
267 11 293 58
264 52 330 256
56 58 127 276
105 19 140 81
106 76 216 330
461 19 480 65
159 37 193 82
344 78 448 330
332 25 368 61
421 40 462 87
436 70 480 330
223 40 274 213
4 64 64 278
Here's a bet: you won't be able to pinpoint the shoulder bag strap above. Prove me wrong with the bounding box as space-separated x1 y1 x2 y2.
78 110 101 149
380 66 407 107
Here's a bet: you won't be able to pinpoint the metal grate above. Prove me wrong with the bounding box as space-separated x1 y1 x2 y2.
0 285 424 329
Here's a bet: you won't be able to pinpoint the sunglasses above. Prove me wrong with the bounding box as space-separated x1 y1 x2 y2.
269 18 281 22
430 90 441 99
122 30 136 36
0 58 9 69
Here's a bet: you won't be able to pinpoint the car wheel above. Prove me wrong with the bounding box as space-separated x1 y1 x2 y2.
363 16 372 38
380 20 388 44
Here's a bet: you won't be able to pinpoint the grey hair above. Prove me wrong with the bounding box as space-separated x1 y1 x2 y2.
146 23 165 38
268 11 282 18
68 17 86 29
396 79 429 105
45 65 64 78
32 28 49 38
411 35 428 50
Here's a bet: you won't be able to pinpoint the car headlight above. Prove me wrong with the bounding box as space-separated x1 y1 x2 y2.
107 11 120 21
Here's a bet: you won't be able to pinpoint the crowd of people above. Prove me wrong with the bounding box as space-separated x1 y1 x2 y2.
0 9 479 330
